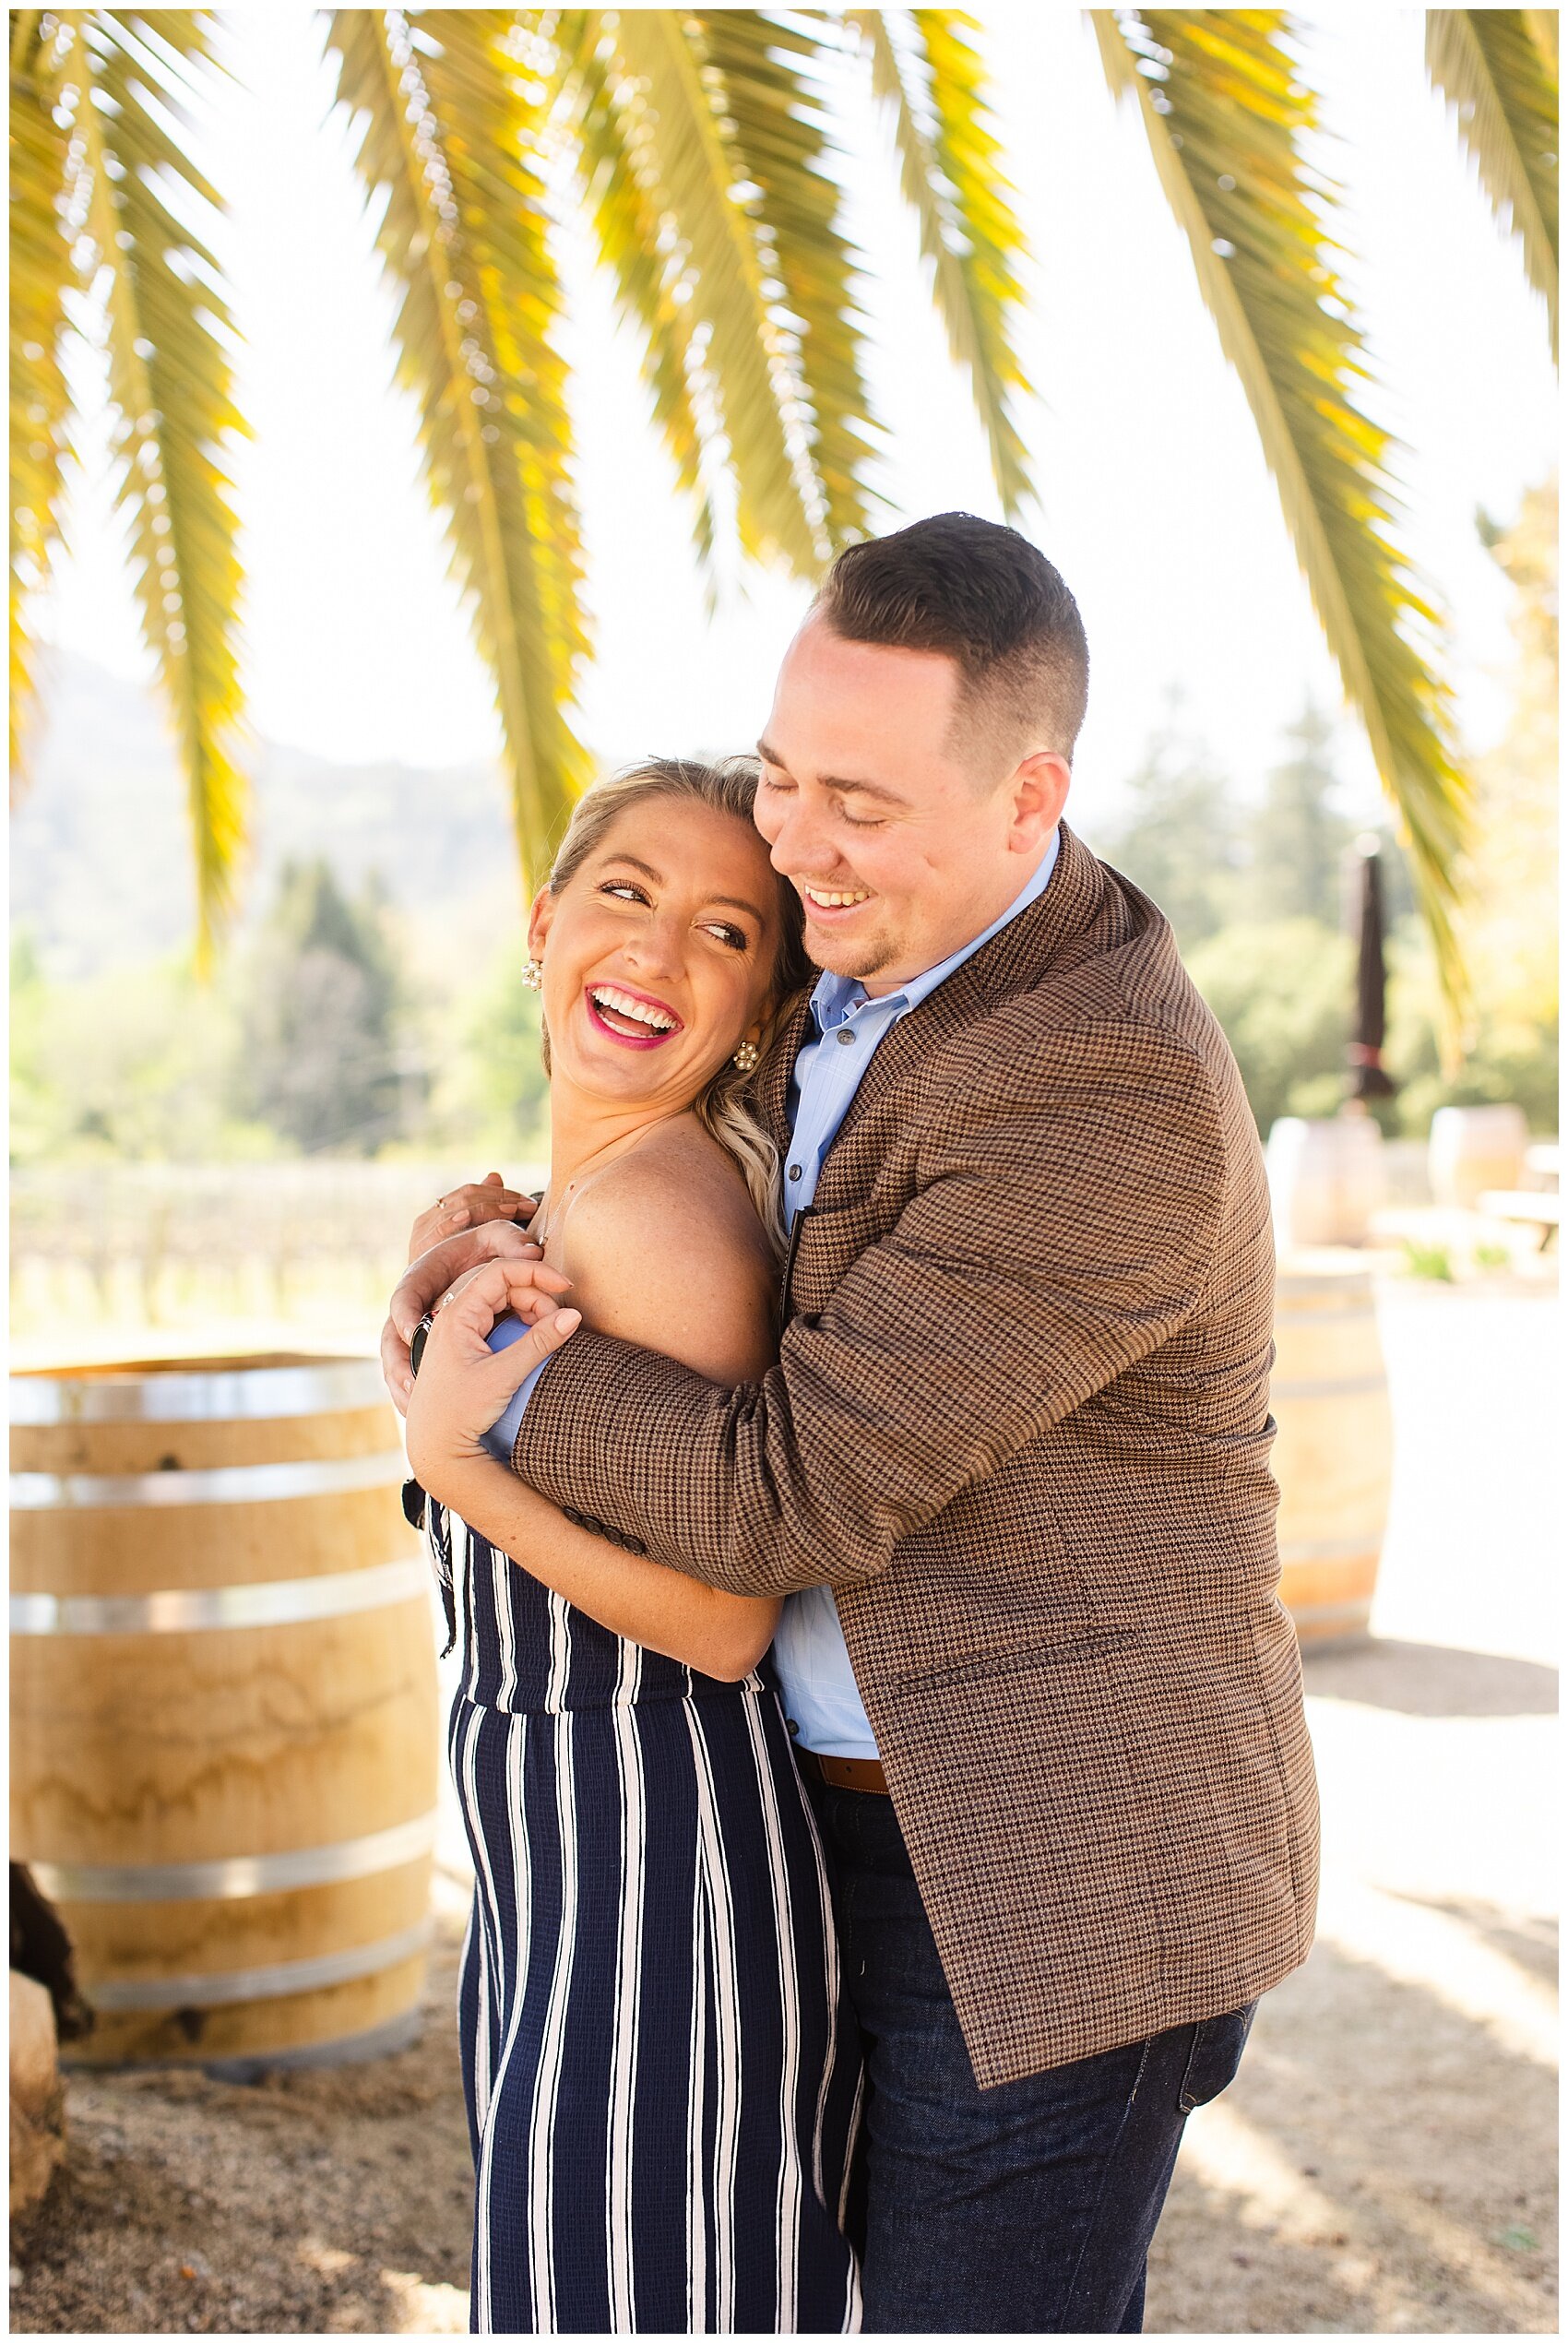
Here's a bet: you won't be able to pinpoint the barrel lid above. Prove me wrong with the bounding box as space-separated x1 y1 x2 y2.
9 1355 388 1424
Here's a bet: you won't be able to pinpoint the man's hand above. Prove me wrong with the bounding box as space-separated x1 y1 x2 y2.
382 1222 565 1414
402 1259 580 1498
406 1172 536 1265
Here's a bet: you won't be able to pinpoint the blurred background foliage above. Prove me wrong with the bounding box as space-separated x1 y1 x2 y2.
11 477 1555 1168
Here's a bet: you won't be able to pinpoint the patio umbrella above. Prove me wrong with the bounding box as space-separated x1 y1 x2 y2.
1348 836 1397 1102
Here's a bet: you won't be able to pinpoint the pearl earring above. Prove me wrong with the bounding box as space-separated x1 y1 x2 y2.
521 957 543 992
732 1039 760 1074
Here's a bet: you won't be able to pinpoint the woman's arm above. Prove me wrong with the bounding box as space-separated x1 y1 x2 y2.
405 1140 784 1677
421 1449 780 1683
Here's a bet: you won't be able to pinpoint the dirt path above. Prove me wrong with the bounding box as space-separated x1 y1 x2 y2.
12 1285 1557 2334
12 1920 474 2337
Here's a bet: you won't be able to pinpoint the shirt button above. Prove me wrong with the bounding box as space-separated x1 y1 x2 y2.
837 1029 855 1045
787 1718 802 1738
788 1163 802 1182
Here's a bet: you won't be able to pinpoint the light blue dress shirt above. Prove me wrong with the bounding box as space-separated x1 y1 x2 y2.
770 830 1061 1755
482 831 1061 1756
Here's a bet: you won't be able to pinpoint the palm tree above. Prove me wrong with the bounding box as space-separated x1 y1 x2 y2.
10 8 245 960
8 9 1558 1010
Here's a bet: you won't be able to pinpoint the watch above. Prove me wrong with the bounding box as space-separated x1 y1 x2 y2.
410 1311 436 1377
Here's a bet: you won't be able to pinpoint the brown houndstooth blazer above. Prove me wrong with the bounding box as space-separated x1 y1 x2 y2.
512 820 1319 2087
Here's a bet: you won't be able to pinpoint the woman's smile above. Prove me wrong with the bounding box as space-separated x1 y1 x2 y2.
583 979 685 1048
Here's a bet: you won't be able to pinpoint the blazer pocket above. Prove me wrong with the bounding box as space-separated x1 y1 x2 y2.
897 1626 1138 1695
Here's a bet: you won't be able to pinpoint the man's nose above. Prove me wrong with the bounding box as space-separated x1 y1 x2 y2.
765 790 830 878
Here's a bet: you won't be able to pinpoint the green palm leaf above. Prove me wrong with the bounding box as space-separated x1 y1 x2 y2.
849 8 1032 519
27 10 247 955
9 11 76 787
595 9 871 575
325 8 590 888
1426 11 1558 361
1092 8 1472 1014
555 7 724 573
690 10 881 552
1523 14 1558 74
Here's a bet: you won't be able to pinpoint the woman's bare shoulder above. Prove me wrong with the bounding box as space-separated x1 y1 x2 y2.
561 1119 777 1380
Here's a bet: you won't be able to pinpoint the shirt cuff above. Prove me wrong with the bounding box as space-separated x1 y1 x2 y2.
479 1312 557 1464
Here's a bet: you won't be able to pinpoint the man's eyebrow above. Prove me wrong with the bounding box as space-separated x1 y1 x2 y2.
755 742 911 809
600 850 764 923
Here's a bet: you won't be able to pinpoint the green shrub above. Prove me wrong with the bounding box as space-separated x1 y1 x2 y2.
1184 919 1354 1136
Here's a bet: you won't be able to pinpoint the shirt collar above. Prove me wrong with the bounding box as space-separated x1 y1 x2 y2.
808 827 1061 1033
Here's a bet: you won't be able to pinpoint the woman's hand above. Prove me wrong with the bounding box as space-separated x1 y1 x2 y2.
406 1172 536 1264
402 1259 581 1500
382 1223 564 1413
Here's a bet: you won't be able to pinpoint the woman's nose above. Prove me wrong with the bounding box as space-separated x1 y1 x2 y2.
621 914 682 976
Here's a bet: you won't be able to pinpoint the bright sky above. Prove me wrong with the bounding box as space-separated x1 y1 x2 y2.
36 6 1557 838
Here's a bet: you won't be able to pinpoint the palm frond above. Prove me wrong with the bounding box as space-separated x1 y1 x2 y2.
54 8 247 962
9 11 76 790
1093 8 1472 1017
556 7 724 573
325 8 590 887
1426 11 1558 360
849 8 1032 518
1523 13 1559 74
690 10 881 552
598 10 855 574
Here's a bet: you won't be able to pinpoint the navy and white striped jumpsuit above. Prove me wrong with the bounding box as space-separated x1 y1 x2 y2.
428 1499 863 2335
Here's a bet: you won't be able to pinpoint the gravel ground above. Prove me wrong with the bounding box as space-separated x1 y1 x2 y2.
11 1280 1558 2335
11 1921 474 2337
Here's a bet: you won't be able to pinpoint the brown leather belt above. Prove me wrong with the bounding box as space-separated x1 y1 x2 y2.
796 1748 890 1797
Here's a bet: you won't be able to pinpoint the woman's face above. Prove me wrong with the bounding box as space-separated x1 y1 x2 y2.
529 794 784 1115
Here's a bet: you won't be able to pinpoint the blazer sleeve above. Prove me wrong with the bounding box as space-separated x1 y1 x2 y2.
509 1019 1229 1596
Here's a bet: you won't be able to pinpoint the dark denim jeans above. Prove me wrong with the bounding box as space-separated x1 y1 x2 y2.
805 1779 1256 2335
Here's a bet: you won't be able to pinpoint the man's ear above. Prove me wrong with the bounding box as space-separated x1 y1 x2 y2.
1008 749 1071 850
526 885 555 961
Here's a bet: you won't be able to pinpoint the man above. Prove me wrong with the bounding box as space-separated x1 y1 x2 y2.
388 514 1319 2333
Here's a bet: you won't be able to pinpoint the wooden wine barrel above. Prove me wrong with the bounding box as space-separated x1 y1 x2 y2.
10 1354 438 2071
1271 1258 1394 1643
1265 1114 1384 1250
1429 1104 1529 1211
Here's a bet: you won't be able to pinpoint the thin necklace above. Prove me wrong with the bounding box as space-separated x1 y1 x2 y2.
532 1116 677 1248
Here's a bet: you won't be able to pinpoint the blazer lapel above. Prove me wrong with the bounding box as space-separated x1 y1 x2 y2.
812 822 1108 1183
757 991 814 1153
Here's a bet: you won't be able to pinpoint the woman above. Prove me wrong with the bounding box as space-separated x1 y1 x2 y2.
402 758 862 2337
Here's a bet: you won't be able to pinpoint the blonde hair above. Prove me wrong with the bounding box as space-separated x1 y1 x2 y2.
540 757 811 1255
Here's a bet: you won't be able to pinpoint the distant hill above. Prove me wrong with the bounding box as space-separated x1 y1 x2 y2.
11 653 523 977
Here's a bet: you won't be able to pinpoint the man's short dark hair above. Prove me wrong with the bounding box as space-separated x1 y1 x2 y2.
814 512 1089 770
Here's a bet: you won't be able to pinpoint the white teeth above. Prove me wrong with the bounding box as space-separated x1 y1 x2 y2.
805 887 872 909
592 984 678 1031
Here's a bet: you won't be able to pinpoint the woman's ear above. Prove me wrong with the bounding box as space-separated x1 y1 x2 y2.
526 886 554 962
746 984 781 1052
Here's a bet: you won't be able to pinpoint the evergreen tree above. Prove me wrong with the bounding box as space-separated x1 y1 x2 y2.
1097 702 1241 948
232 861 409 1154
1247 703 1354 927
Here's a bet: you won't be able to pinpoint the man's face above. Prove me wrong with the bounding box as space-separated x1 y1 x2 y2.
754 615 1068 993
